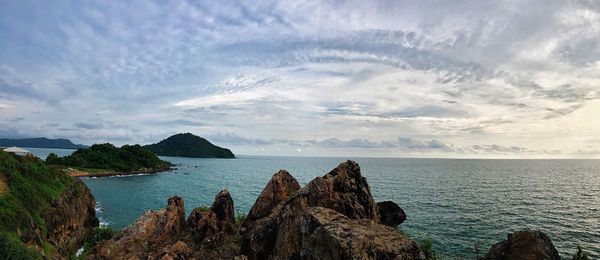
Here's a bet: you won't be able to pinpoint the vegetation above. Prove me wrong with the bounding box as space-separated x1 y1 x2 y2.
236 213 247 225
0 137 86 149
419 237 438 260
572 245 590 260
74 226 117 259
143 133 235 158
0 150 73 258
46 143 172 172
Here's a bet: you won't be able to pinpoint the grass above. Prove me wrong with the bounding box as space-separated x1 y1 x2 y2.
235 213 246 225
0 151 73 258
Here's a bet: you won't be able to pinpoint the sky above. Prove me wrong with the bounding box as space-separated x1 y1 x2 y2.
1 0 599 158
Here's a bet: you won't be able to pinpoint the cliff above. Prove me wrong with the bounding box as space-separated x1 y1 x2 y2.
0 151 98 259
143 133 235 158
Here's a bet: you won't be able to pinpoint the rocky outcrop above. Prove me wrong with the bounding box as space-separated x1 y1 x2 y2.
88 160 423 259
89 191 239 259
301 207 423 260
245 170 300 222
480 230 560 260
187 190 236 244
42 178 99 256
377 201 406 227
241 160 421 260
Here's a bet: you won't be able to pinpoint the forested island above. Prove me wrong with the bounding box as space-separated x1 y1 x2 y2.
0 138 86 149
143 133 235 158
46 143 172 177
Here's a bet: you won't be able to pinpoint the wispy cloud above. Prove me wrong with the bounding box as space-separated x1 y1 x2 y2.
1 0 599 157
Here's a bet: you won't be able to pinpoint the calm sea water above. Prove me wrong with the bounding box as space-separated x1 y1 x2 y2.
30 148 600 258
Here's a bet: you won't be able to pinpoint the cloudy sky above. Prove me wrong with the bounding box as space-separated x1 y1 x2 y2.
1 0 599 158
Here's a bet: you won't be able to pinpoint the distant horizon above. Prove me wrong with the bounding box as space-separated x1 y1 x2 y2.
2 1 599 158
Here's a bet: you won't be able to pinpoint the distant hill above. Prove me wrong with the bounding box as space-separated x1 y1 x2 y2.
46 143 172 173
0 137 87 149
143 133 235 158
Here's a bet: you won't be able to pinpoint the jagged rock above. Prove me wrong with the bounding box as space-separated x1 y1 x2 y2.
187 190 236 243
481 230 560 260
89 196 186 259
241 161 390 260
159 241 192 260
377 201 406 227
90 191 238 259
301 207 424 260
246 170 300 222
43 178 99 256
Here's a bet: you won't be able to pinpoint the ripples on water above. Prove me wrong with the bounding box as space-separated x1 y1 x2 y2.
28 148 600 258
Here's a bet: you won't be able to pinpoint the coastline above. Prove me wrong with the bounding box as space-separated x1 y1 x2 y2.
65 165 175 178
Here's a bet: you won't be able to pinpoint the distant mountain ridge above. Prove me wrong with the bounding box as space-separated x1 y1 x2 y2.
143 133 235 158
0 137 87 149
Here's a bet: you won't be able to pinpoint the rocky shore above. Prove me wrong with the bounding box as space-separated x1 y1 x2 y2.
87 160 562 259
65 165 174 178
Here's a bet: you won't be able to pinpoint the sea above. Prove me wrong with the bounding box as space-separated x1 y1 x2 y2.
29 147 600 258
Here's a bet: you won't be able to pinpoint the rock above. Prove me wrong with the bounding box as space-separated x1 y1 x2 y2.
301 207 424 260
187 190 236 243
89 196 186 259
43 178 99 256
90 192 238 259
241 161 395 260
246 170 300 222
160 241 192 260
377 201 407 227
481 230 560 260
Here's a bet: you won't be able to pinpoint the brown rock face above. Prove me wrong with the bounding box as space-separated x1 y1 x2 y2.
377 201 407 227
43 178 99 256
90 191 239 259
246 170 300 222
481 230 560 260
89 196 187 259
187 190 236 243
301 207 424 260
241 160 407 260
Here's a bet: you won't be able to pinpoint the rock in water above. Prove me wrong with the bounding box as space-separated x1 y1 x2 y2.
246 170 301 222
241 160 422 260
377 201 407 227
481 230 560 260
301 207 424 260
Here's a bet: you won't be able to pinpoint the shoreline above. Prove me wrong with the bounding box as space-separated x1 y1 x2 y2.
65 166 175 178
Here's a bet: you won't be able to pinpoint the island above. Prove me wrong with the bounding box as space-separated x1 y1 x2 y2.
0 137 87 149
143 133 235 158
45 143 173 177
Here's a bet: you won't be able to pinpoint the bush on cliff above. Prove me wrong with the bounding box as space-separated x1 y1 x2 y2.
46 143 172 172
0 150 73 258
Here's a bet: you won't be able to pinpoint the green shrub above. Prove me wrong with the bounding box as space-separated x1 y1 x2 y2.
419 237 438 260
77 226 117 258
572 245 590 260
236 213 247 225
0 232 43 260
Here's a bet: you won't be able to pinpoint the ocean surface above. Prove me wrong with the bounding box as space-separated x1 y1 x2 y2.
29 148 600 258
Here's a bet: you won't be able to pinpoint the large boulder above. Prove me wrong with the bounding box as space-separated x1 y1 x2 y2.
89 196 186 259
301 207 424 260
241 161 414 260
377 201 406 227
246 170 300 222
481 230 560 260
187 190 236 243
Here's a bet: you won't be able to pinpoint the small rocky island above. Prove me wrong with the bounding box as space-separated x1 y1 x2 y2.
143 133 235 159
46 143 173 177
87 161 563 260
